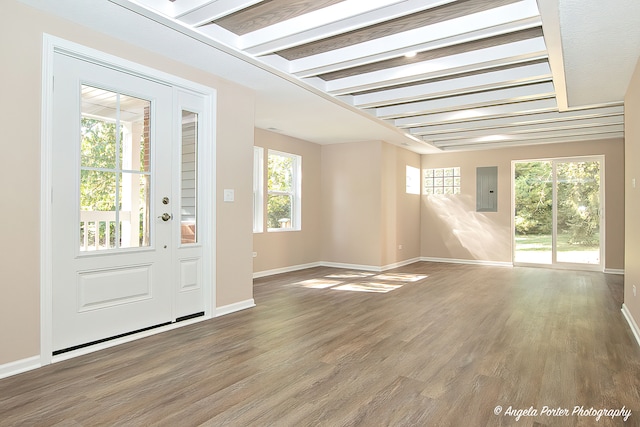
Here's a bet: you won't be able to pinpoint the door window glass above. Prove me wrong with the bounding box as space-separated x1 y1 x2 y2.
556 161 601 264
514 159 601 266
80 85 151 251
514 161 552 264
180 110 198 244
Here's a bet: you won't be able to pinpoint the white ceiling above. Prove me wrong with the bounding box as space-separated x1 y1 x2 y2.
19 0 640 153
557 0 640 107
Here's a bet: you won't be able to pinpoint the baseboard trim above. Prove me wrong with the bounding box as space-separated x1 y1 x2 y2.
622 304 640 349
253 263 322 279
215 299 256 317
604 268 625 275
0 355 41 380
421 257 513 267
320 261 384 272
380 257 423 271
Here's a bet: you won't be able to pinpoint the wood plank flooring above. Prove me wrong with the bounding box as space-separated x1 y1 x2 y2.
1 262 639 426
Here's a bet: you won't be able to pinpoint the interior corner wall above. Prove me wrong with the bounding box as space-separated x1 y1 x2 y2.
421 139 625 268
624 56 640 330
380 143 398 267
381 143 422 267
253 129 322 274
0 0 254 366
321 141 421 269
321 141 383 267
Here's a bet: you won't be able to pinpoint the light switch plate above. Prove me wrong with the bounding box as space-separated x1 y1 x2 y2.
223 189 235 202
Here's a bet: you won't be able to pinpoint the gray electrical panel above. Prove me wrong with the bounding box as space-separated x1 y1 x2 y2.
476 166 497 212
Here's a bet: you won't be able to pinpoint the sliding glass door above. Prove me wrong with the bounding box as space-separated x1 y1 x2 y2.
513 157 603 269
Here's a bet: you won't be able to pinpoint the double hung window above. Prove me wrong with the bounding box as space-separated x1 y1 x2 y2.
253 147 301 232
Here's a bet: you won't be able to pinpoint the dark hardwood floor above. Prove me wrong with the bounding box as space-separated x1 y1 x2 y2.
1 262 639 426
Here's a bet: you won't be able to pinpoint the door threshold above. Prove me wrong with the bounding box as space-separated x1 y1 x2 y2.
53 322 173 356
51 313 210 363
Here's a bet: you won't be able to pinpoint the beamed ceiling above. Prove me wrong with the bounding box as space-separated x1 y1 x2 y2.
47 0 640 152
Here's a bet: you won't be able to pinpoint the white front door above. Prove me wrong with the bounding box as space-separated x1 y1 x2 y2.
51 52 206 353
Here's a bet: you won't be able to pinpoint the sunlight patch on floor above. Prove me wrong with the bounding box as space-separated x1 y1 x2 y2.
294 279 343 289
293 271 428 293
332 282 403 293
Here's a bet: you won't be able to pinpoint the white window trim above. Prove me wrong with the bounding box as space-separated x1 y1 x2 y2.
267 149 301 232
253 146 264 233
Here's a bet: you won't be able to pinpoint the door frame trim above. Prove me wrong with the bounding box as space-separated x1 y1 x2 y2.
510 155 605 271
41 34 217 365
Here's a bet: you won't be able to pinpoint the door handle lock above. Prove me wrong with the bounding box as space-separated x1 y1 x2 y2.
159 213 172 221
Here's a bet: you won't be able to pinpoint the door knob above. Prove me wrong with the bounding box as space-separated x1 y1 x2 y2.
159 213 172 221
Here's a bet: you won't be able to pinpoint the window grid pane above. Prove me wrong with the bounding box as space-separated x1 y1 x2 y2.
267 150 300 231
80 85 151 252
424 167 461 195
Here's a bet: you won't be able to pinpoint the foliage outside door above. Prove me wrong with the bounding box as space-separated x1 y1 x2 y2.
514 158 602 266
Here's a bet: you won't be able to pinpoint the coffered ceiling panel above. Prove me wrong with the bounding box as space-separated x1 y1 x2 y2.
111 0 627 151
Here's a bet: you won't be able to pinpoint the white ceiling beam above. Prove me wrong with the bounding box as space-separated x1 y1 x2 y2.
353 62 552 108
394 98 558 128
325 37 549 95
437 131 625 151
255 53 292 73
196 23 242 49
126 0 209 18
129 0 264 23
288 0 541 76
243 0 457 56
409 105 624 135
180 0 265 26
426 115 624 142
375 82 556 119
433 124 624 147
536 0 569 111
240 0 423 52
293 17 542 79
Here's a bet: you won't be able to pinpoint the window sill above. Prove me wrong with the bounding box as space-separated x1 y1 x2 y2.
267 228 301 233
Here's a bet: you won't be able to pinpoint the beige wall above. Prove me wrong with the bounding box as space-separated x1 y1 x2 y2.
253 129 322 273
0 1 254 365
321 141 383 266
624 57 640 329
381 143 422 266
321 141 421 268
421 139 625 269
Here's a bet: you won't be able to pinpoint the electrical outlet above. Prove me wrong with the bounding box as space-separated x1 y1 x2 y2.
398 244 403 250
252 252 258 258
